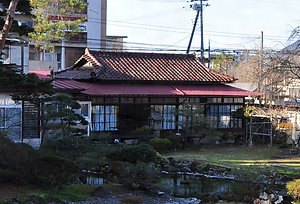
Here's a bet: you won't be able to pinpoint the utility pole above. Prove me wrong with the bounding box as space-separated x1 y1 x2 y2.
208 39 211 68
186 10 200 54
187 0 209 64
200 0 205 63
259 31 263 103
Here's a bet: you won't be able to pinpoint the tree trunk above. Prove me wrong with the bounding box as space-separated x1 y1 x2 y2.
0 0 19 54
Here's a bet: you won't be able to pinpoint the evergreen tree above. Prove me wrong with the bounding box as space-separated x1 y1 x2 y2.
212 51 238 75
29 0 87 52
0 0 20 53
0 62 54 103
0 0 87 54
41 94 88 141
176 102 221 146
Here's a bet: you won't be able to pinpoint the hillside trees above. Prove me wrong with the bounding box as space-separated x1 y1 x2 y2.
233 49 290 104
263 49 300 102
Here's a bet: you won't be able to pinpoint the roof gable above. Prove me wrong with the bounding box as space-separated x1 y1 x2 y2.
54 48 235 83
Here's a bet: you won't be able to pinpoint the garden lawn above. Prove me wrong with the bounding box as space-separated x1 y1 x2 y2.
163 144 300 179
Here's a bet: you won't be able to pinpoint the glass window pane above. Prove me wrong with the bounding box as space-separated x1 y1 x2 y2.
162 105 176 130
81 104 89 117
135 98 148 103
92 105 118 132
105 98 119 104
5 108 21 139
150 98 164 104
234 98 244 103
224 98 233 103
189 98 200 103
121 98 134 103
164 98 176 104
0 108 5 127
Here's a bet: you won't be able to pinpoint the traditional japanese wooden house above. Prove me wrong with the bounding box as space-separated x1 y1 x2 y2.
52 48 260 140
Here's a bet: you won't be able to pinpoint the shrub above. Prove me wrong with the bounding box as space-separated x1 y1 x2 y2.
126 163 159 184
109 161 132 176
37 155 80 188
0 136 81 188
131 126 154 143
41 136 95 160
90 132 113 143
149 138 172 153
107 143 156 163
110 162 159 188
164 133 182 150
0 136 39 184
287 179 300 202
279 143 289 149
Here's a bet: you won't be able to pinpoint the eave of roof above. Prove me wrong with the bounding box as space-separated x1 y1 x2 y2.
53 79 261 97
81 84 184 96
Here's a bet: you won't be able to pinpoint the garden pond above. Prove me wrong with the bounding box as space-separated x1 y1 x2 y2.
83 173 289 203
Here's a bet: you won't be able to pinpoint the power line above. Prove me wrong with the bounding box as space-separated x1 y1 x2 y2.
244 0 300 5
91 18 288 41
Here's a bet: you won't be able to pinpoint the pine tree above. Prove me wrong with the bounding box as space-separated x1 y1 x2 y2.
29 0 87 52
0 0 20 54
0 0 87 54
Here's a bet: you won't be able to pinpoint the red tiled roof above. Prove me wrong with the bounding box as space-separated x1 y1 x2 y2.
54 48 235 83
52 79 92 91
29 70 52 79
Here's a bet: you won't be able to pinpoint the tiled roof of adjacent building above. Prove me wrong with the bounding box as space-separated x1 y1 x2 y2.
29 70 52 79
53 48 235 83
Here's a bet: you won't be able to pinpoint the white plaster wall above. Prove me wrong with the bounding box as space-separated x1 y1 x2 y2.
87 0 107 50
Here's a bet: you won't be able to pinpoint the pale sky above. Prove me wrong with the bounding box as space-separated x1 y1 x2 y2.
107 0 300 53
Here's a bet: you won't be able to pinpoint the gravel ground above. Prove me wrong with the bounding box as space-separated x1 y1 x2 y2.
71 193 201 204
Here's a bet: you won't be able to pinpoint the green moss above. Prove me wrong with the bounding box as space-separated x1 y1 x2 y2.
51 185 93 201
163 164 176 173
155 152 168 164
29 185 95 202
210 163 228 168
277 169 298 176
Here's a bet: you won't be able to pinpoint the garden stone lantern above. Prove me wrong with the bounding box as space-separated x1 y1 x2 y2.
150 111 163 138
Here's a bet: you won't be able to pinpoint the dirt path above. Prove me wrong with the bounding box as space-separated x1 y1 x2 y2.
0 183 38 198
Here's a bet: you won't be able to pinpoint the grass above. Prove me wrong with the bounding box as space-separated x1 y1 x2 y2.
0 183 137 203
163 144 300 180
0 184 96 203
50 185 95 201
